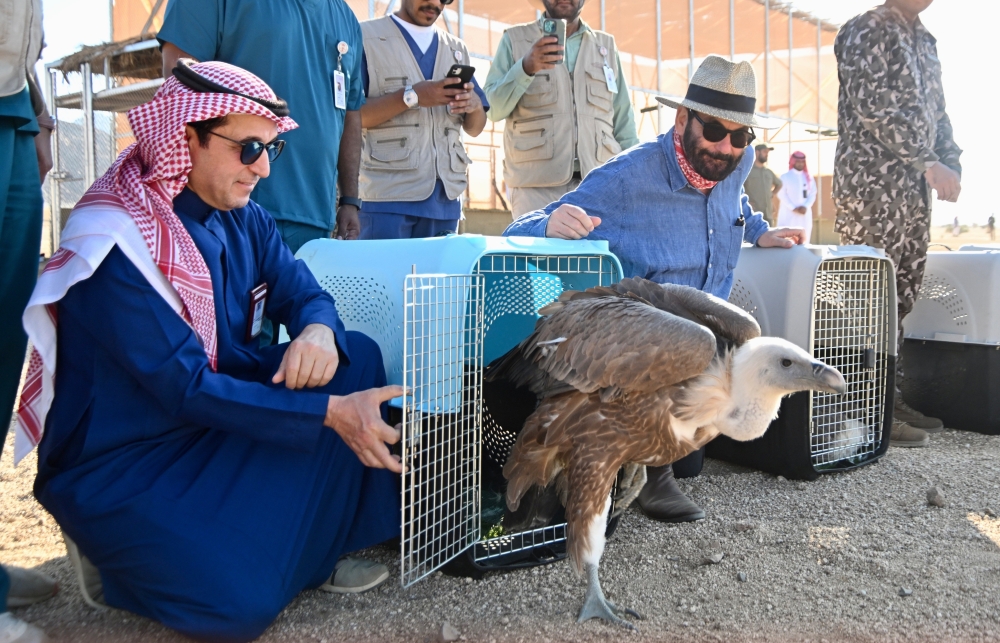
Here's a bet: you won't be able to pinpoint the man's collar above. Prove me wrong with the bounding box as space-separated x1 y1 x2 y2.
878 4 930 36
535 16 592 36
173 186 216 222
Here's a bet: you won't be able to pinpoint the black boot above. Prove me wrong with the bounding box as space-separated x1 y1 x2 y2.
635 464 705 523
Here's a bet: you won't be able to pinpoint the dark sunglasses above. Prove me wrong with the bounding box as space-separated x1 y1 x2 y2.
208 131 286 165
690 111 756 149
439 0 455 4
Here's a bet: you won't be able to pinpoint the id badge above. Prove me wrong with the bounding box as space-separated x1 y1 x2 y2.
334 69 347 110
602 63 618 94
246 283 268 342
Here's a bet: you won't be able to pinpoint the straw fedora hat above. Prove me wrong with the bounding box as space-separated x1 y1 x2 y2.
656 55 781 129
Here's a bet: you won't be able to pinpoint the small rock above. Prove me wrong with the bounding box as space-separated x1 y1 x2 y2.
439 622 460 642
734 522 756 533
703 552 725 565
859 589 867 597
797 482 808 491
464 577 473 584
777 475 787 482
500 617 510 625
737 572 747 582
927 487 946 508
985 507 997 518
899 588 913 597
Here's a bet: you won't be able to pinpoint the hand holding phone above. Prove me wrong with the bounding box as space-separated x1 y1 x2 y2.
523 20 566 75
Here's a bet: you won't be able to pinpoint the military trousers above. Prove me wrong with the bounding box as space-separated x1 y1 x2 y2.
836 196 931 391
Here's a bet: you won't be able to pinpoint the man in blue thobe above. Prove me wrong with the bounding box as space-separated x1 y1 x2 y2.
26 62 400 643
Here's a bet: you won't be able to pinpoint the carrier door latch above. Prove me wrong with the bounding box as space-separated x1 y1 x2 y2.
863 348 876 370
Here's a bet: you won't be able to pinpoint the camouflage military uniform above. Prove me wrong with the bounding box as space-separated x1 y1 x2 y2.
833 5 962 371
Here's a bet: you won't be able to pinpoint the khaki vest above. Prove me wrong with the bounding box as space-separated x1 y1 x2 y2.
0 0 43 98
502 22 622 189
360 17 473 202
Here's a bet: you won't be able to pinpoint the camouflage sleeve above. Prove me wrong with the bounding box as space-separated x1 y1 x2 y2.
933 110 963 176
837 19 939 172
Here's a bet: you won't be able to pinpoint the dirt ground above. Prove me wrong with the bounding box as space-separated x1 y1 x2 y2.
3 422 1000 643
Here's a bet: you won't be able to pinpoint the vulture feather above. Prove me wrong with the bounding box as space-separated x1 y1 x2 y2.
486 277 846 629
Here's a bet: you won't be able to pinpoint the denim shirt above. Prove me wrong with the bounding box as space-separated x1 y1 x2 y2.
503 127 768 299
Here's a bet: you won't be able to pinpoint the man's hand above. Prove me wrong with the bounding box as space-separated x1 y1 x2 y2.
413 78 468 108
521 36 564 76
335 205 361 240
35 128 52 182
925 163 961 202
793 206 807 214
325 386 404 472
757 227 807 248
447 82 483 115
272 323 340 389
544 203 601 240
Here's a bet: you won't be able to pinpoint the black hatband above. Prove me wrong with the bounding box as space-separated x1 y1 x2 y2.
172 60 290 118
685 84 756 115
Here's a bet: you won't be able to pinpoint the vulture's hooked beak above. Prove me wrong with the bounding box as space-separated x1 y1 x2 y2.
811 361 847 395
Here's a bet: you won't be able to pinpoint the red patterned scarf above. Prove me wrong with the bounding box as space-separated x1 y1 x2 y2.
673 128 718 190
14 61 297 461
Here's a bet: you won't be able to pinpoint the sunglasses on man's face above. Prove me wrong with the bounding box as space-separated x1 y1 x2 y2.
208 131 286 165
689 111 756 149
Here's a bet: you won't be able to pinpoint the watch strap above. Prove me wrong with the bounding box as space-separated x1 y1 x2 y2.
339 196 363 210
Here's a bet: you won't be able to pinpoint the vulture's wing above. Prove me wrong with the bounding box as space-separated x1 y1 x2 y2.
487 295 717 398
556 277 761 347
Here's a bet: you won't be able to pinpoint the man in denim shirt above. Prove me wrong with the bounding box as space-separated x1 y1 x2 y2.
505 56 805 524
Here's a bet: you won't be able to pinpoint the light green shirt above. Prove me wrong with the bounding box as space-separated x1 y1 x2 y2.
484 18 639 151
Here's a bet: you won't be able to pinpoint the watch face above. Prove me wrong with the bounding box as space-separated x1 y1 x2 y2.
404 89 418 107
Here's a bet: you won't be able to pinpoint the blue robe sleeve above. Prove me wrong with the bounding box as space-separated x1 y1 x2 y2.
248 202 351 363
59 247 331 451
157 0 223 62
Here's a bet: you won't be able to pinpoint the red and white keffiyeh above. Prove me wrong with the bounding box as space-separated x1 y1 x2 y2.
14 61 297 463
673 128 719 190
789 151 811 185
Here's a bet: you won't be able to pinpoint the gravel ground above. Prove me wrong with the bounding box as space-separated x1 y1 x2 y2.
3 427 999 643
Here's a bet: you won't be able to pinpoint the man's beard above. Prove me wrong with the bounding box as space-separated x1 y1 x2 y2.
682 124 743 182
543 0 583 21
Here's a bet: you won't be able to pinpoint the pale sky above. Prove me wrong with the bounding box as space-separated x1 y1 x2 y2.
36 0 993 225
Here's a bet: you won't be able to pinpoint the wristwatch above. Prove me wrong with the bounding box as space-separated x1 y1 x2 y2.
339 196 363 210
403 84 419 109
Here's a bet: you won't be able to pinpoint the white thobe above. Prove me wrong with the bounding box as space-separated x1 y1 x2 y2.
777 168 817 242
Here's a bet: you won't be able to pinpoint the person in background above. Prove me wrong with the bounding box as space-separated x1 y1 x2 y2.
777 151 817 243
358 0 488 239
158 0 365 252
1 0 59 640
988 214 995 242
743 142 782 226
484 0 639 218
505 56 805 524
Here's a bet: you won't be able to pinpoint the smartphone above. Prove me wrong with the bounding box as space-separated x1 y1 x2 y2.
444 64 476 89
541 18 567 48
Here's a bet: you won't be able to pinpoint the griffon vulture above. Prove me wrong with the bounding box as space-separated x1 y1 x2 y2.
486 277 846 629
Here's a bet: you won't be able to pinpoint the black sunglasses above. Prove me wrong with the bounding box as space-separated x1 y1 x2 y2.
689 111 756 149
208 131 286 165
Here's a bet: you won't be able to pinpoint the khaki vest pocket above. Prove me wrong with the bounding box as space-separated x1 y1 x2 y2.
520 73 558 109
595 121 622 163
364 134 417 169
586 82 613 113
510 136 555 163
447 128 473 173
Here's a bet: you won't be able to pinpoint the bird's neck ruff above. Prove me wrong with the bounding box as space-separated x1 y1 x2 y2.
672 345 786 443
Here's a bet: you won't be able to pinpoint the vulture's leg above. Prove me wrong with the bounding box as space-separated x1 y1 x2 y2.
610 465 646 519
577 564 643 628
575 496 643 628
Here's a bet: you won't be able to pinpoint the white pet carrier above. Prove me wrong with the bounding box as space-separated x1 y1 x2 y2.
706 245 897 480
291 235 623 585
900 249 1000 434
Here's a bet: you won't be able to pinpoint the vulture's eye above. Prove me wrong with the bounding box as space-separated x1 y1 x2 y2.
781 358 793 368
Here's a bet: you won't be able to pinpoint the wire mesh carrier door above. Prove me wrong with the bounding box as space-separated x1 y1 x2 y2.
400 274 484 586
707 246 897 481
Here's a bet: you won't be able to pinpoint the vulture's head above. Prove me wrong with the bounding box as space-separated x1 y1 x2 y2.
721 337 847 441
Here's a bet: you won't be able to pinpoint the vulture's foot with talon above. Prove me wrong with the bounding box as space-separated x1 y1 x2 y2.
577 564 640 629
